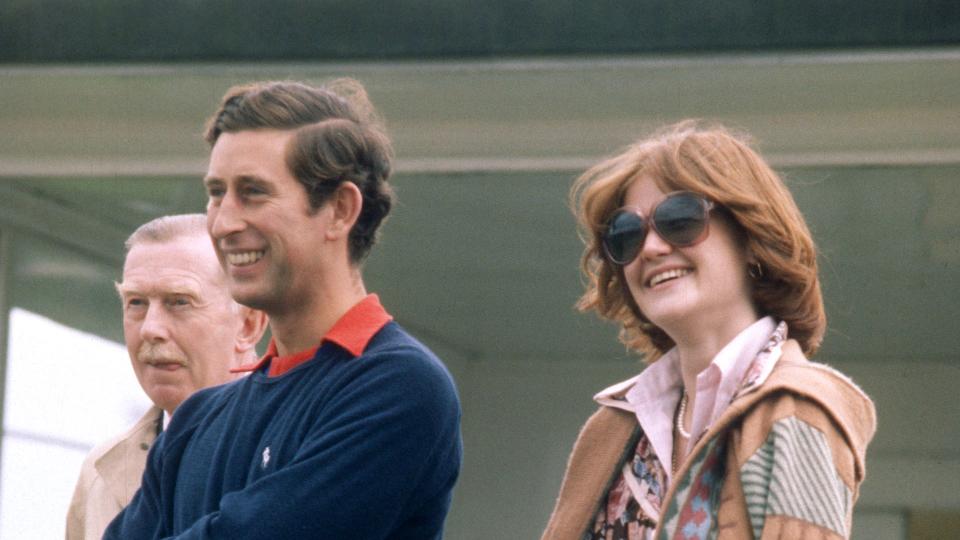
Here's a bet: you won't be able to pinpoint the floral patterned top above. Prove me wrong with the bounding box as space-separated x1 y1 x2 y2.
586 434 665 539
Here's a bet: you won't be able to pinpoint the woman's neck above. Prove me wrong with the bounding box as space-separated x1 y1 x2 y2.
671 304 760 394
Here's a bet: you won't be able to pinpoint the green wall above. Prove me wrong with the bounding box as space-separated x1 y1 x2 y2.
2 0 958 62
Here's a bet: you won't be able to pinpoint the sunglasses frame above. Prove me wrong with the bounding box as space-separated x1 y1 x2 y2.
602 191 716 266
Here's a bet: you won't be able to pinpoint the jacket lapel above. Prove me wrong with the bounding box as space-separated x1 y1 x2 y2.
95 406 162 506
541 407 639 540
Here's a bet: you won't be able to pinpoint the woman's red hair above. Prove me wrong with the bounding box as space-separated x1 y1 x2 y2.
573 121 825 361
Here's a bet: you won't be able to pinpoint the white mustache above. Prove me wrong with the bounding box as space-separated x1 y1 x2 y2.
138 343 188 367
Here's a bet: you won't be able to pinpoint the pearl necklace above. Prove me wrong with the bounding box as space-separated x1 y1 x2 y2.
675 391 691 439
672 391 691 475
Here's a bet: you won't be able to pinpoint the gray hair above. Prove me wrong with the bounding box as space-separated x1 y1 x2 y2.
124 214 208 252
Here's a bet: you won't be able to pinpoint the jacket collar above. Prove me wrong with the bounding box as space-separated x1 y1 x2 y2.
94 405 163 506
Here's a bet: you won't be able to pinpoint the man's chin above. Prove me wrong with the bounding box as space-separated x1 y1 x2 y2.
145 385 188 414
229 288 277 312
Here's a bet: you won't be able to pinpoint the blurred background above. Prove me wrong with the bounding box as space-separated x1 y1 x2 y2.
1 1 958 538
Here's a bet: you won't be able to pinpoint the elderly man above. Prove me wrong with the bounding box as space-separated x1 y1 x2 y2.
66 214 267 540
105 79 462 539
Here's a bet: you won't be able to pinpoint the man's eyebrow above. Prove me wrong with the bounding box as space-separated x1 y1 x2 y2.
116 283 202 298
203 174 270 187
115 281 130 298
237 174 270 186
163 287 202 297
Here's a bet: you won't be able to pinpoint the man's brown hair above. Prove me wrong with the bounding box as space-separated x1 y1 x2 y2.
204 79 394 264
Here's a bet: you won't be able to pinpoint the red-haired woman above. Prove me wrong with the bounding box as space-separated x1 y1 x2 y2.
543 122 876 540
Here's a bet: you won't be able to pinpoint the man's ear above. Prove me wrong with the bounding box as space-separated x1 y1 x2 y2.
235 306 269 356
324 182 363 241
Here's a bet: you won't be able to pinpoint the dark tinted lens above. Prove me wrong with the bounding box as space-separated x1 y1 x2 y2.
603 211 646 264
653 193 707 246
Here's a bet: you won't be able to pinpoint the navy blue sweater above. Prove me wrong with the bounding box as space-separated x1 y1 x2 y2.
104 322 462 539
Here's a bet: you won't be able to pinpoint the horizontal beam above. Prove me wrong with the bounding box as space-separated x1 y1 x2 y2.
2 48 959 177
0 182 126 265
3 148 960 178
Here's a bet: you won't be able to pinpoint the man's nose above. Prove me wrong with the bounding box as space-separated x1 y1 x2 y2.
208 193 246 240
139 303 170 343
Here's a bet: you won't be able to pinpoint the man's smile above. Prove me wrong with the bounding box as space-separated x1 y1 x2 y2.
226 250 266 266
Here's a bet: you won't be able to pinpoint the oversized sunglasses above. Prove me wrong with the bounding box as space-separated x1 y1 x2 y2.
602 191 716 265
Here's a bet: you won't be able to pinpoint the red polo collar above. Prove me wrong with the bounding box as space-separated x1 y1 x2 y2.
231 294 393 377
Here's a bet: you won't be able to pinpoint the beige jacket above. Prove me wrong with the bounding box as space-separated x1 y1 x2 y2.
65 405 162 540
542 340 876 539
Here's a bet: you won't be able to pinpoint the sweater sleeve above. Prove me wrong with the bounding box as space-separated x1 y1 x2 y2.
736 395 860 540
171 349 460 540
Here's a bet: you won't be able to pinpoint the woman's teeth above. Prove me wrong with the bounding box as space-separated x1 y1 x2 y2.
649 268 691 287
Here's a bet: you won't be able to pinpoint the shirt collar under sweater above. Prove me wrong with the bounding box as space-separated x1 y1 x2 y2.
594 316 779 485
231 294 393 377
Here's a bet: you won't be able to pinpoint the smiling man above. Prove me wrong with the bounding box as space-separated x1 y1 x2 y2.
104 80 463 539
66 214 267 540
